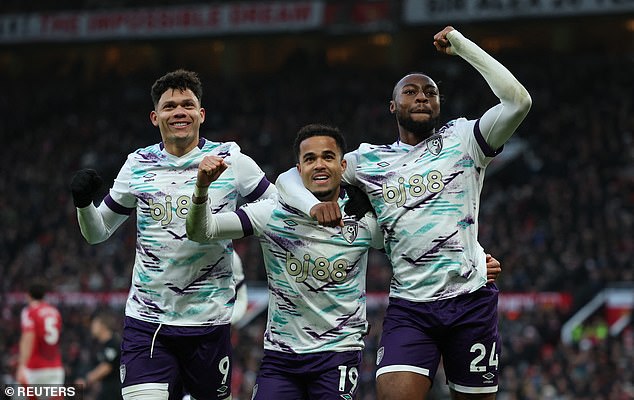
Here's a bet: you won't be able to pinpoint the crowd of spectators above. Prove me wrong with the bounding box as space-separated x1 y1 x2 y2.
0 40 632 399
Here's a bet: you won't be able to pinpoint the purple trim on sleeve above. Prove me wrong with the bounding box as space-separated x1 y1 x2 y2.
474 119 504 157
104 194 134 215
236 209 254 236
244 177 271 202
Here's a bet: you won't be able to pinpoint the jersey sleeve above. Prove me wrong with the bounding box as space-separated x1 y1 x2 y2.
106 155 138 211
77 203 129 244
274 167 320 216
365 214 385 250
76 157 134 244
102 343 120 364
235 199 276 236
20 308 34 332
186 203 246 242
186 197 275 242
227 143 276 202
342 150 359 186
447 29 531 151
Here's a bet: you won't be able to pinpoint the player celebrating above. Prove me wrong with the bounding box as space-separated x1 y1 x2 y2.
70 69 276 400
17 281 64 388
275 26 531 399
186 124 384 399
188 124 504 399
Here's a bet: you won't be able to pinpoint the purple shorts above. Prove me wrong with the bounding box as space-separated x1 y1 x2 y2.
252 349 362 400
376 284 500 394
120 317 232 400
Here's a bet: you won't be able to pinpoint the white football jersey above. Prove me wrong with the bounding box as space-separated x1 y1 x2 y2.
106 138 270 326
344 118 496 302
239 191 383 353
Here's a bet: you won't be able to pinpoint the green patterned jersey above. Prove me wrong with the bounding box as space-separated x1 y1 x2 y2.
343 118 499 301
238 190 383 353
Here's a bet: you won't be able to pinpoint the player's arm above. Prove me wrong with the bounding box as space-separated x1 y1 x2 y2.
77 204 128 244
275 152 359 226
81 361 113 386
71 169 129 244
366 214 385 250
18 331 34 369
435 26 532 150
230 145 278 202
17 326 35 384
187 197 273 242
230 252 248 326
187 155 272 242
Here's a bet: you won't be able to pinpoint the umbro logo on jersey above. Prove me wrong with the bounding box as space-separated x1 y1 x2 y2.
342 221 358 243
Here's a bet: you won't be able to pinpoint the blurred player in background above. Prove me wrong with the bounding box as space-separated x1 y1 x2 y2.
75 311 123 400
70 69 277 400
17 280 64 389
276 26 531 399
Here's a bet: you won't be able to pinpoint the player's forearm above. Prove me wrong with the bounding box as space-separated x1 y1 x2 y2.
77 203 126 244
448 30 531 148
448 30 531 110
86 362 112 384
18 333 34 367
275 168 320 216
186 200 244 242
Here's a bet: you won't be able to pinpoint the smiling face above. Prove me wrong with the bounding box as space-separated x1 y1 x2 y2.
297 135 347 202
390 74 441 141
150 88 205 156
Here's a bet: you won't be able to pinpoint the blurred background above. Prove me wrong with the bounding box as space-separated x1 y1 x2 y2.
1 1 633 399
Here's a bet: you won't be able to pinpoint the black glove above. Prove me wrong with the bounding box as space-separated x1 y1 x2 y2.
343 185 375 220
70 169 103 208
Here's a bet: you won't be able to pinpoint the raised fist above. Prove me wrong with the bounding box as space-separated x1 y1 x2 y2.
70 169 103 208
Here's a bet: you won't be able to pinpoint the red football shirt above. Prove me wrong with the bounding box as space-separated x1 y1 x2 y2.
20 302 63 369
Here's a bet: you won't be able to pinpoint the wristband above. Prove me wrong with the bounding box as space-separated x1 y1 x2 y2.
193 185 209 198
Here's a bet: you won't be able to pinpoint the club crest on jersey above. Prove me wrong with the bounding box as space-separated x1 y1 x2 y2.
426 134 443 156
342 220 359 244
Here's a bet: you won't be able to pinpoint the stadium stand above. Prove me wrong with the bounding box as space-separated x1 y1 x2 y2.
1 1 632 399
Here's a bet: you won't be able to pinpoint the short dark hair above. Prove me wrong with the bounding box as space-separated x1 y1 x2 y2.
392 71 430 100
151 69 203 108
28 281 48 300
92 310 118 331
293 123 347 162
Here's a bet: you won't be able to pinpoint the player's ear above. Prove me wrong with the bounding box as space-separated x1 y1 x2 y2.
150 110 159 127
341 158 347 171
199 107 206 123
389 100 396 114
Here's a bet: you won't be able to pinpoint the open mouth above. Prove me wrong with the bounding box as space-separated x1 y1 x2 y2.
312 174 330 183
170 121 191 128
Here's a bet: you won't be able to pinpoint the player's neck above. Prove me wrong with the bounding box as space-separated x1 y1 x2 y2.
313 187 341 203
164 140 198 157
399 129 434 146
